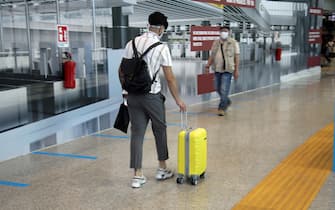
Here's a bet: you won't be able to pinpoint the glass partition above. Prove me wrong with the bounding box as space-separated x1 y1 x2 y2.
0 0 311 132
0 0 108 132
0 2 29 74
29 0 58 77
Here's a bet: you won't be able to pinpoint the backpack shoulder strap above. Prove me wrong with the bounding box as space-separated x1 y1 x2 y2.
132 38 139 59
140 42 162 59
220 43 224 59
151 69 160 84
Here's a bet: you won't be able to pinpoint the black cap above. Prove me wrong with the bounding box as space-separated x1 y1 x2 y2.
148 11 168 29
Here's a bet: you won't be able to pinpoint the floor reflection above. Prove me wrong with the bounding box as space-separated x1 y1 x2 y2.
161 52 308 110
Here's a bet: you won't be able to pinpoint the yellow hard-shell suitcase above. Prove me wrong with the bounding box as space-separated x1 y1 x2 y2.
176 113 207 185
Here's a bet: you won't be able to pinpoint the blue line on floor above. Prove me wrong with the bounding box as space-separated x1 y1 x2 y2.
0 180 30 188
92 134 129 139
32 151 97 160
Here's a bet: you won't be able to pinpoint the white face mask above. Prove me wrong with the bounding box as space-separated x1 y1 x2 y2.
148 24 165 39
220 31 229 40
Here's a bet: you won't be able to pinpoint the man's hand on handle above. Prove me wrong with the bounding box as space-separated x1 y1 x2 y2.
177 100 186 112
205 65 210 74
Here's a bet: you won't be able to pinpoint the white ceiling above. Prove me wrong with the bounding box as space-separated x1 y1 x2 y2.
0 0 309 30
129 0 250 27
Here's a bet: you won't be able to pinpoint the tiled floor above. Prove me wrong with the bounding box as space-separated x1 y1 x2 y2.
0 73 334 209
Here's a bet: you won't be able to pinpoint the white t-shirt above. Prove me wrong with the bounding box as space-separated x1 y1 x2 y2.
123 31 173 94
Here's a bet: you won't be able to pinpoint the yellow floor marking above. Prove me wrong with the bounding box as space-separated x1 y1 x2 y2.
233 124 334 210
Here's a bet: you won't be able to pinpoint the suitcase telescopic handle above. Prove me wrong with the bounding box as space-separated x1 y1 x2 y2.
180 111 188 130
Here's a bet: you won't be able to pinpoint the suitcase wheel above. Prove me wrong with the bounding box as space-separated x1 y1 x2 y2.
176 177 184 184
190 177 198 185
200 172 206 179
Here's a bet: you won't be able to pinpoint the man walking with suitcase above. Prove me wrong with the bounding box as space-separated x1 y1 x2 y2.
119 11 186 188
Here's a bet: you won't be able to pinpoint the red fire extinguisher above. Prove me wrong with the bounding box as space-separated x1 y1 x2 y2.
62 52 76 89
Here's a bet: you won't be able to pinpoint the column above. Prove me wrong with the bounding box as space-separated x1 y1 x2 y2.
111 7 129 49
201 21 210 60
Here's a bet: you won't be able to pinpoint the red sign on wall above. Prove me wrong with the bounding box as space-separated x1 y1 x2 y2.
222 0 256 8
308 29 322 44
193 0 256 8
190 26 220 51
57 25 69 48
309 8 323 16
193 0 222 4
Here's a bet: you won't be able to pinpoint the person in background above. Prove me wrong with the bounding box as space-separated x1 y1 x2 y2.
119 11 186 188
327 36 335 59
205 26 240 116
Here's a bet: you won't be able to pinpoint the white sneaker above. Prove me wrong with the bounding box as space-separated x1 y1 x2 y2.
131 176 146 188
155 168 174 180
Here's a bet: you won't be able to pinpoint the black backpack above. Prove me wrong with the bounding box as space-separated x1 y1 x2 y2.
120 38 162 94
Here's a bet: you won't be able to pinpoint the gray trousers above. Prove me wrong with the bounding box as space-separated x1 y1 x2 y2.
127 92 168 169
